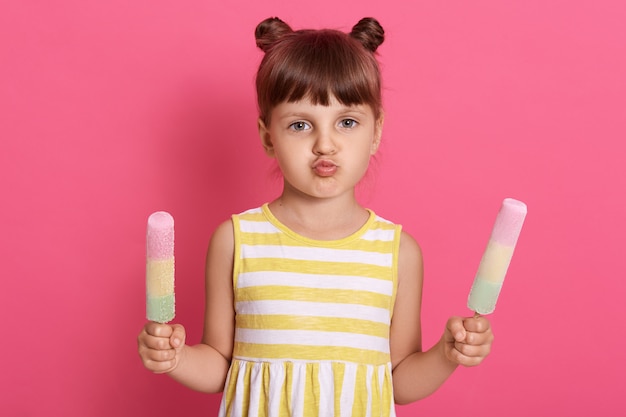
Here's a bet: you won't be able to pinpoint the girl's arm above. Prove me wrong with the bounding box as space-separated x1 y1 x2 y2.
138 219 235 393
390 231 493 404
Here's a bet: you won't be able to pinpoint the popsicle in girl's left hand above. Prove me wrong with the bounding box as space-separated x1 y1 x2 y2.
146 211 175 323
467 198 527 315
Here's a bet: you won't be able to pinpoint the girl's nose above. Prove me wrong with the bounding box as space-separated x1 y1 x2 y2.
312 131 337 155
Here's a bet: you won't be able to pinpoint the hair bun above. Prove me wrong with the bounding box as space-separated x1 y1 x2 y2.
350 17 385 52
255 17 294 52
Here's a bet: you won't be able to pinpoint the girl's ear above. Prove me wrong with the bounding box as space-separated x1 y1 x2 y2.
370 112 385 155
258 118 275 157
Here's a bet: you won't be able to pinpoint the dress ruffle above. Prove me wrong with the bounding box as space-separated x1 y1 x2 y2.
219 359 395 417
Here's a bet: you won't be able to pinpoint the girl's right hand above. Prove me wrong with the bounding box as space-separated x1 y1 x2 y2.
137 322 186 374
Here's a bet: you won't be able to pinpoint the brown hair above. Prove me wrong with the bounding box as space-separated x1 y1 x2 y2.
254 17 385 125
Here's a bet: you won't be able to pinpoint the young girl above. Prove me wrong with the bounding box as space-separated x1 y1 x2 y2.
138 17 494 416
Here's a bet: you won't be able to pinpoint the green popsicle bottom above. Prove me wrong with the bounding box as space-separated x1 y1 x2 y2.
147 293 175 323
467 278 503 315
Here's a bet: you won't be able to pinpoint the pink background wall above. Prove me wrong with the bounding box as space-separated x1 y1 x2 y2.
2 1 625 415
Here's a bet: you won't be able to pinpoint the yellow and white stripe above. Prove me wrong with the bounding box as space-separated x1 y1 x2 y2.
219 204 400 417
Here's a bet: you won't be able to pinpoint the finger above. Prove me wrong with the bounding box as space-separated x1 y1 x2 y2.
137 322 173 353
138 330 177 356
446 344 481 366
137 325 180 374
138 340 178 373
138 327 177 351
142 355 178 374
142 344 177 361
463 315 491 333
464 328 495 347
447 317 466 342
170 324 186 348
454 340 492 358
451 350 486 367
449 342 492 367
145 321 175 338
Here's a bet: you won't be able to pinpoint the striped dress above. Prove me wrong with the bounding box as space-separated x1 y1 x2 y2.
218 204 401 417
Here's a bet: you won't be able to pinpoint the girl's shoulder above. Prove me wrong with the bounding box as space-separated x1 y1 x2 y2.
208 217 236 252
397 229 423 284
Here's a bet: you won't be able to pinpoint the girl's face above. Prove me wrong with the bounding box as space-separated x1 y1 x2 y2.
258 95 383 201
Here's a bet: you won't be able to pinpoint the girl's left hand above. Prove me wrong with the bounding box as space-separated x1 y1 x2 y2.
443 315 494 367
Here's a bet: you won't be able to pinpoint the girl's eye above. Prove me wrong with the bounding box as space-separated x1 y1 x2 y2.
340 119 357 128
289 121 310 131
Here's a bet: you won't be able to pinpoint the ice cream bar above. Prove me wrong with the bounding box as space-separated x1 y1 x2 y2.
146 211 175 323
468 198 527 314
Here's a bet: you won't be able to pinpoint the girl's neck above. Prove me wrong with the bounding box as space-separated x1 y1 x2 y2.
268 193 369 240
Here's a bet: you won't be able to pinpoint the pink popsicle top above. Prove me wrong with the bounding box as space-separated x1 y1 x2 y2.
490 198 527 247
146 211 174 260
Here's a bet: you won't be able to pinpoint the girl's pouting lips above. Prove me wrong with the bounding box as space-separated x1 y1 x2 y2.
312 159 338 177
